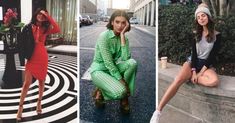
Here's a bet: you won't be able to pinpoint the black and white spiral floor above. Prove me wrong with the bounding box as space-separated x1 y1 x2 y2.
0 54 77 123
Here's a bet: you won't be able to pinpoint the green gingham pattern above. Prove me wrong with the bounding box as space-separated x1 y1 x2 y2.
91 59 137 100
90 30 131 81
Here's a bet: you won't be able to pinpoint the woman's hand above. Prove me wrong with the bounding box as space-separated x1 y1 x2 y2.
191 71 198 84
120 21 129 46
197 66 206 78
196 72 203 79
121 21 129 35
40 10 49 18
120 79 130 96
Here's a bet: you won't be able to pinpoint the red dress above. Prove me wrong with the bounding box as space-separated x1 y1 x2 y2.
25 16 60 81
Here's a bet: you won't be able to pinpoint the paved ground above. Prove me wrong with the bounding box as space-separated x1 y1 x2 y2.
80 22 156 123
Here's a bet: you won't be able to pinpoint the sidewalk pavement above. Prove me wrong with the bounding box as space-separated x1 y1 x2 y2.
132 24 156 36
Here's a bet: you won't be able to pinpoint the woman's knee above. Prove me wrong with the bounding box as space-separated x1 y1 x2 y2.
91 71 99 82
207 78 219 87
203 69 219 87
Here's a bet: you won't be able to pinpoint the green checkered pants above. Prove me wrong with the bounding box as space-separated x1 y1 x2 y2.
91 59 137 100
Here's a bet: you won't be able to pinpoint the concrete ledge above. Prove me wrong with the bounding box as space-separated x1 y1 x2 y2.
159 62 235 123
159 62 235 97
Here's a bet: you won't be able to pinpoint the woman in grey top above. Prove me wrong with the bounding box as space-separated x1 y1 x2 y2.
151 3 221 123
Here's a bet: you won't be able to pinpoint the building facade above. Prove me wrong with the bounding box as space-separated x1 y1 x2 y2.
80 0 97 14
130 0 156 26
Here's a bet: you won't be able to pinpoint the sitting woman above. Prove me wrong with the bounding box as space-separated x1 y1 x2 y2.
150 3 221 123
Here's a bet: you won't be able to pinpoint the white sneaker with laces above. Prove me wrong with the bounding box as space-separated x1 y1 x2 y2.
150 110 161 123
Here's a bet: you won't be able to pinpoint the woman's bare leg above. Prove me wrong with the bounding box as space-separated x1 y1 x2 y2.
37 80 45 114
16 70 33 119
197 68 219 87
157 62 192 111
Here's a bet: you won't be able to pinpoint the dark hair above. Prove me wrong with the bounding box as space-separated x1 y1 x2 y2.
106 10 131 31
31 8 50 33
194 14 215 42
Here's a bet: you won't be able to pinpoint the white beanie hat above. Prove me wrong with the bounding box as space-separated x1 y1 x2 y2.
195 6 212 19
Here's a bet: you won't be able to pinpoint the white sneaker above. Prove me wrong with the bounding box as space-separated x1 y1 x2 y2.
150 110 161 123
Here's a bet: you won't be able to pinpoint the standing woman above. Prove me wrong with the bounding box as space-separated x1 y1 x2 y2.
150 3 221 123
90 10 137 113
16 8 60 120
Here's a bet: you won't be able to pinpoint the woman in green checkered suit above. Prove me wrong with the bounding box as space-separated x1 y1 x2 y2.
90 10 137 113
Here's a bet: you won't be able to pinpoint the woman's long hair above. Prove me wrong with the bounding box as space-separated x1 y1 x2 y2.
194 14 215 42
31 8 50 33
106 10 131 31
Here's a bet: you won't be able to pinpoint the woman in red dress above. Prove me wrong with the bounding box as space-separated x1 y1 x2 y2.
16 8 60 121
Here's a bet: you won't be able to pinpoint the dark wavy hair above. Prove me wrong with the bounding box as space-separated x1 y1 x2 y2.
194 14 215 42
31 8 50 33
106 10 131 31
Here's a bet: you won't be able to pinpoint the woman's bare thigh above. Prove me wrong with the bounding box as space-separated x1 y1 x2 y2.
174 62 192 84
197 68 219 87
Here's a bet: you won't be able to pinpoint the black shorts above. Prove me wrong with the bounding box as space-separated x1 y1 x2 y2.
187 56 207 73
